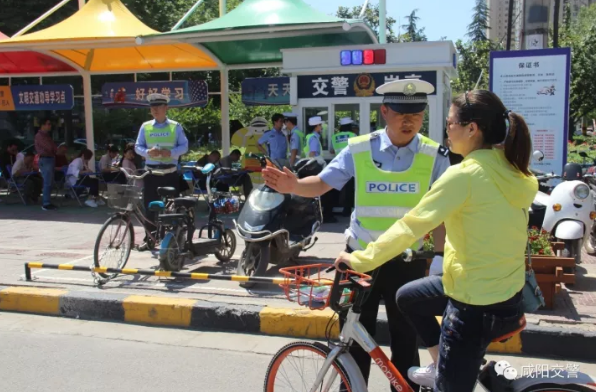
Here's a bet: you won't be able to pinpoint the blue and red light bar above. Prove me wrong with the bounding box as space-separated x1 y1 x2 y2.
340 49 386 66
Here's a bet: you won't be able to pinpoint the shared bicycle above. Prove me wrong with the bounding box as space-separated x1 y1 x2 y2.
93 168 179 282
264 249 596 392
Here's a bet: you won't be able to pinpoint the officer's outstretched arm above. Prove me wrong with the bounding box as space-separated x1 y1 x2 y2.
262 166 332 197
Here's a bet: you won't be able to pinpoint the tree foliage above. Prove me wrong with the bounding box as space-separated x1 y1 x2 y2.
560 3 596 121
336 4 398 43
467 0 490 42
451 39 501 94
401 9 427 42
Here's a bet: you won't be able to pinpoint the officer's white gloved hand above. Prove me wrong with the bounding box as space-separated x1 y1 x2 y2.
429 255 443 276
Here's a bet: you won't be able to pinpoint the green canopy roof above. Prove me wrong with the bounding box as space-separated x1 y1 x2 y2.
139 0 377 65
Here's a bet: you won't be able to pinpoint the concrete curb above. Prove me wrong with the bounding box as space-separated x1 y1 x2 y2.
1 285 594 361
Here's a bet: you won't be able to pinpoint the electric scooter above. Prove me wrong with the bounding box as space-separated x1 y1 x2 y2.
529 151 596 266
233 154 326 288
157 163 237 271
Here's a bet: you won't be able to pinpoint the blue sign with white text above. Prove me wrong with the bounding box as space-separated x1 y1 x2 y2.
241 77 291 106
8 85 74 111
101 81 208 109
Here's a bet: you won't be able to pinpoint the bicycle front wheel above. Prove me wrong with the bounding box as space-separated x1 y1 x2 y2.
264 341 353 392
94 214 134 279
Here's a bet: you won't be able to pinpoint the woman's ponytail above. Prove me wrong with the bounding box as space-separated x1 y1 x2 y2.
503 111 532 176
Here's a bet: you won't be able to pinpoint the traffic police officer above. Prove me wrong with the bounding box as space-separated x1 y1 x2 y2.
285 112 304 167
332 117 358 154
304 116 324 157
258 113 288 166
261 79 450 392
333 117 358 216
135 93 189 247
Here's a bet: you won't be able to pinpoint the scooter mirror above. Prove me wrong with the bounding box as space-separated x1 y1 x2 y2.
533 150 545 162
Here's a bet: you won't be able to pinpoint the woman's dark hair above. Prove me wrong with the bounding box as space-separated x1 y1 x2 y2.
78 148 93 161
452 90 532 176
118 145 135 167
107 144 119 153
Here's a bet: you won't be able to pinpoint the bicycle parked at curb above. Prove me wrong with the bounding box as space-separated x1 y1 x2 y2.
93 168 178 282
158 163 237 271
264 249 596 392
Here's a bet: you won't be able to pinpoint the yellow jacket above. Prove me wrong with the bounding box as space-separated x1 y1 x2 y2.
348 149 538 305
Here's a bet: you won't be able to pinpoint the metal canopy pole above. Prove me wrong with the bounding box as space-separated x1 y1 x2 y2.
172 0 205 30
82 73 95 157
12 0 72 37
379 0 387 44
79 0 85 9
220 0 227 16
221 68 230 155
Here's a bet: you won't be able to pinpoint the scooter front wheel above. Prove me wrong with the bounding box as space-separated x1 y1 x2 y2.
237 241 270 288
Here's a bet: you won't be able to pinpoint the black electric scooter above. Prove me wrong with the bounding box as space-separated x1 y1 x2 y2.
234 154 326 288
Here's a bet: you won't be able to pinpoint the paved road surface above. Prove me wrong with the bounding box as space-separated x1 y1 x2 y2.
1 313 594 392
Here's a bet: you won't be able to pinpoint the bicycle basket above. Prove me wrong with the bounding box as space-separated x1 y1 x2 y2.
106 184 142 211
279 264 370 310
211 192 240 215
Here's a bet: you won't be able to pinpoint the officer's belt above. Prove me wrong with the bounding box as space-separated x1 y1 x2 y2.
146 164 177 174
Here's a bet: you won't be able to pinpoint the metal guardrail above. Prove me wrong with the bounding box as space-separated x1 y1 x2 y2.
24 262 288 285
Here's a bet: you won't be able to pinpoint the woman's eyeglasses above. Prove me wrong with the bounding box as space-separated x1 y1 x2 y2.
446 118 470 128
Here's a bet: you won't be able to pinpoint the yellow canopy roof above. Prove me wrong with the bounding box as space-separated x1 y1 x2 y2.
0 0 218 73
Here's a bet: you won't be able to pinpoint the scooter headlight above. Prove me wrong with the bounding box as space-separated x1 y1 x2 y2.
574 183 590 199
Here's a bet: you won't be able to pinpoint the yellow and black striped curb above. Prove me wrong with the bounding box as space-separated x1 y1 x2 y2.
0 285 594 361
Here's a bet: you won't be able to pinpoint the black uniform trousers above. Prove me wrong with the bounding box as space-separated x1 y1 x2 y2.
142 170 180 236
340 246 427 392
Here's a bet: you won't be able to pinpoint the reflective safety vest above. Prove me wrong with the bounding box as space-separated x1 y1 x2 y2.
350 132 439 251
303 132 322 157
332 132 357 153
290 128 305 156
144 122 177 164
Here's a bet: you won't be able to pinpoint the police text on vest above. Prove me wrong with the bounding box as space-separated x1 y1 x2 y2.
366 182 420 193
149 133 171 137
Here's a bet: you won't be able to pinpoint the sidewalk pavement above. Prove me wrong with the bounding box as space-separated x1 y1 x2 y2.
1 202 595 361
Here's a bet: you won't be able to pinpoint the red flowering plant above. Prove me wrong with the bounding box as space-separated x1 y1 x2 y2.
423 233 434 251
527 226 554 256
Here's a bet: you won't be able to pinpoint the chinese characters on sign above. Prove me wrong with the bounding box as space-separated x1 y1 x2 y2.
520 363 581 379
241 77 291 106
490 48 571 174
101 81 208 109
297 71 436 99
0 85 74 111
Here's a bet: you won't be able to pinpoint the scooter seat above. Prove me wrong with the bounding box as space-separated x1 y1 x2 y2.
531 201 546 210
157 187 178 198
173 197 198 209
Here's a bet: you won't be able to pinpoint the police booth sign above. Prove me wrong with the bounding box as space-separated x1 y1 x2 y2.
298 71 437 98
367 182 420 194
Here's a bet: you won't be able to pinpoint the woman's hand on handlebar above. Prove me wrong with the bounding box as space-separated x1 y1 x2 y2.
334 251 354 272
262 166 298 194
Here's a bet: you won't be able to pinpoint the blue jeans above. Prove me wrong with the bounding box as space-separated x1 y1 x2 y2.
38 157 55 206
396 276 523 392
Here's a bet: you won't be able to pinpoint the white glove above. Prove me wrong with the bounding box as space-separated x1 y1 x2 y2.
429 255 443 276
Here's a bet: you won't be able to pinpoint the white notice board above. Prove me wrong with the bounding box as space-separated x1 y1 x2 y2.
490 48 571 174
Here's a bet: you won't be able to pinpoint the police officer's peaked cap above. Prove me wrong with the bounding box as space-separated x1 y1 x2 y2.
147 93 170 106
308 116 324 126
376 79 434 114
283 112 299 119
339 117 354 126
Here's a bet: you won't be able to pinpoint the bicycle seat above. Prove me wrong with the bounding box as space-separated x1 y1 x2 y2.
157 187 178 198
492 315 526 343
148 201 165 212
173 197 198 209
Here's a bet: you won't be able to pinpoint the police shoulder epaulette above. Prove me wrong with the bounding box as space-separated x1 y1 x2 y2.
369 131 382 140
438 145 450 157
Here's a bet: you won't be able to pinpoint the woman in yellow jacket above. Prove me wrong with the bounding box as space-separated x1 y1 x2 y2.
335 90 538 392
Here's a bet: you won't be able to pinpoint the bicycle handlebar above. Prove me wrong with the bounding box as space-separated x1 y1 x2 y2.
119 167 167 180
